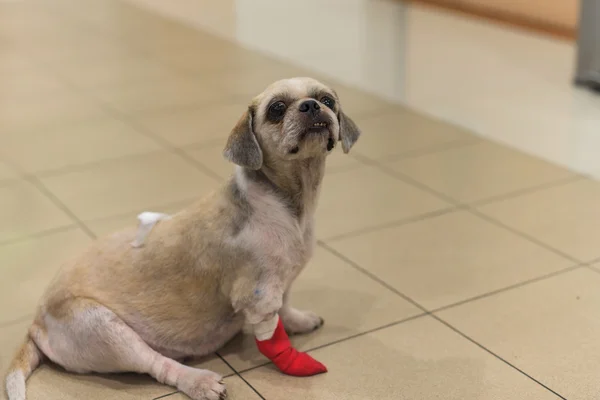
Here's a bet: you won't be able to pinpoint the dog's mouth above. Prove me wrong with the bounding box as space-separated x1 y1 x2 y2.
310 122 335 151
289 120 335 154
301 122 330 139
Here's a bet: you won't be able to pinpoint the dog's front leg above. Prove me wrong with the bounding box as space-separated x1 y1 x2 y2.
232 281 326 376
279 291 324 335
251 302 328 377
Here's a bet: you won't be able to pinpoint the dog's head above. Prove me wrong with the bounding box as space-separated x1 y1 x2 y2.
223 77 361 170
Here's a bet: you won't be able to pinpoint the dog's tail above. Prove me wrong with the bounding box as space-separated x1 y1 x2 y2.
4 335 43 400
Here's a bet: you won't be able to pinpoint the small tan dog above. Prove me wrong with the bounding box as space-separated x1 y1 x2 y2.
4 77 360 400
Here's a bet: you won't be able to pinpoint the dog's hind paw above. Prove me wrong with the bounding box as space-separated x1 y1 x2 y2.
281 308 324 335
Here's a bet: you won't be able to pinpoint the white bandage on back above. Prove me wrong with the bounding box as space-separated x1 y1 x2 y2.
131 212 171 248
254 314 279 341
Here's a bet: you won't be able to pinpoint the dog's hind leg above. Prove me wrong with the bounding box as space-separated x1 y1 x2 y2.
38 299 227 400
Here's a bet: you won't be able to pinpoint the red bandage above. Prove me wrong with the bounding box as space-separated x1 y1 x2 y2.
255 318 327 377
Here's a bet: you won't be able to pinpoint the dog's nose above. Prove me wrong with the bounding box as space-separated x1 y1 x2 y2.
299 100 320 114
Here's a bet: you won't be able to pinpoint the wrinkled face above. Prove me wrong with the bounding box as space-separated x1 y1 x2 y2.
252 77 341 159
223 77 360 171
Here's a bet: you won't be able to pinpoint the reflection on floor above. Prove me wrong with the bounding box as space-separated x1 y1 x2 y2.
1 1 600 400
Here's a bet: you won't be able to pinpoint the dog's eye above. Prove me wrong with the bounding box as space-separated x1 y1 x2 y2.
267 101 287 122
320 96 335 109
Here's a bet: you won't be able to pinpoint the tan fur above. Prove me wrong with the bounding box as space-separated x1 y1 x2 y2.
4 77 361 400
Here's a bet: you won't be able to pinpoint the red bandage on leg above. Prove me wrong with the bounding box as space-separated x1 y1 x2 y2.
255 318 327 377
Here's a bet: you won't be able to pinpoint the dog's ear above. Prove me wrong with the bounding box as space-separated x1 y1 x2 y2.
338 110 361 154
223 108 263 170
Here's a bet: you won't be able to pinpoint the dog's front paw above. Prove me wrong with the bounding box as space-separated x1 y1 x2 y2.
280 308 324 335
179 369 227 400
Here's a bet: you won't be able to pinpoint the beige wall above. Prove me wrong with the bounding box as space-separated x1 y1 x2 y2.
454 0 578 30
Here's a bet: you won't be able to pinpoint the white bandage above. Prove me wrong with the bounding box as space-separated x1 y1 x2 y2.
130 212 171 248
254 314 279 341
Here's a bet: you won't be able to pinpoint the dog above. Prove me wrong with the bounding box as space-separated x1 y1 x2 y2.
4 77 361 400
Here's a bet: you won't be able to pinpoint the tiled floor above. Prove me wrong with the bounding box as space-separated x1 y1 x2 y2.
1 1 600 400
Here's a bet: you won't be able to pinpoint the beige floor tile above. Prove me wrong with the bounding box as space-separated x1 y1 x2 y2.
328 211 573 310
0 161 19 183
479 179 600 262
220 246 421 371
22 31 136 67
133 102 247 147
243 316 559 400
85 200 194 238
316 166 449 239
0 91 109 133
92 77 234 114
43 0 160 32
386 141 575 204
1 23 77 48
1 119 161 174
161 376 261 400
40 152 219 221
0 228 91 324
154 42 280 75
352 108 475 161
0 53 40 75
0 69 66 99
56 56 180 89
437 268 600 400
0 3 70 35
0 181 74 243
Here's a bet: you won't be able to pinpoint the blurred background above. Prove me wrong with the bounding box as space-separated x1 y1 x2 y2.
2 1 600 400
128 0 600 178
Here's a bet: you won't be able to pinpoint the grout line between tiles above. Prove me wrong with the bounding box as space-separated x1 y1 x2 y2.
323 205 465 243
467 208 582 264
74 93 226 183
317 241 429 312
469 174 587 208
152 391 179 400
0 224 79 249
430 264 585 314
81 197 198 225
12 51 227 185
318 238 579 400
25 176 97 240
584 264 600 275
358 154 461 205
0 314 34 330
217 354 267 400
430 314 568 400
363 137 482 164
358 153 585 264
33 149 169 178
